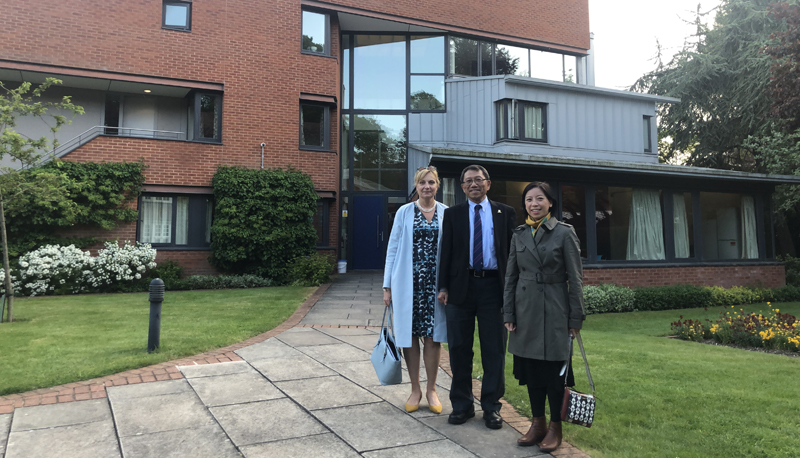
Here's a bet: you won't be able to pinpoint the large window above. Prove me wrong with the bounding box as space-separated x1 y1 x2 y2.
496 44 530 77
354 35 406 110
497 99 547 142
314 199 331 247
643 116 653 152
300 103 330 150
449 37 480 76
353 115 406 191
449 37 576 82
139 194 212 248
188 93 222 142
162 1 191 32
410 36 445 111
561 185 588 258
596 187 665 261
700 192 758 260
302 10 329 55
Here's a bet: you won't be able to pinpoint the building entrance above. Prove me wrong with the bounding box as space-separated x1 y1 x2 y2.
352 195 385 269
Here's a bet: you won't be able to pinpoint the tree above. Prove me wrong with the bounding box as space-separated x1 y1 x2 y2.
631 0 779 170
0 78 83 322
764 2 800 130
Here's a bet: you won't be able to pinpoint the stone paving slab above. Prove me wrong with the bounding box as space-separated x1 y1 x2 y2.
187 371 284 407
277 328 343 347
335 334 381 352
315 327 377 337
180 361 252 379
118 425 240 458
361 439 477 458
275 375 382 411
0 414 10 458
234 338 302 362
249 354 337 382
10 399 111 431
109 384 216 437
106 378 190 400
298 343 371 364
210 398 327 447
327 360 385 387
313 402 443 452
419 415 545 458
366 383 453 419
5 419 120 458
239 432 360 458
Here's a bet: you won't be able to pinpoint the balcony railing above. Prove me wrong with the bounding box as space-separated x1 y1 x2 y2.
50 126 186 159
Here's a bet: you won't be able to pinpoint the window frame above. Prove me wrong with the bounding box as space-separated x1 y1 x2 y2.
299 102 331 151
643 115 653 152
314 199 332 247
189 91 223 143
137 193 212 250
162 1 192 32
301 10 330 56
496 99 547 143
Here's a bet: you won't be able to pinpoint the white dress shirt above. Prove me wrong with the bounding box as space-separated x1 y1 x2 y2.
468 197 497 270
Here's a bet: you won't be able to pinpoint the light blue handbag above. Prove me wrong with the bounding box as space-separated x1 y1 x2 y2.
371 306 403 385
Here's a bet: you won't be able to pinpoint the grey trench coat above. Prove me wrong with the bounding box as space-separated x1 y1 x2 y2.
503 217 585 361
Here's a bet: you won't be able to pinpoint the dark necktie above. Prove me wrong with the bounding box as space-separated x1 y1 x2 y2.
473 205 483 272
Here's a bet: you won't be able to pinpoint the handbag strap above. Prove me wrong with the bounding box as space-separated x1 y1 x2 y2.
564 334 595 393
380 305 400 357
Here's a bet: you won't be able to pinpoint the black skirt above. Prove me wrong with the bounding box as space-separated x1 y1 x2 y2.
513 355 575 388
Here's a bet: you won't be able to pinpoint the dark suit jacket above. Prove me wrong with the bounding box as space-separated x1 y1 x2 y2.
438 199 516 306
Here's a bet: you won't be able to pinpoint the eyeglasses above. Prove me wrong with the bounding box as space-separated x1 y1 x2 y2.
462 177 487 185
417 166 438 172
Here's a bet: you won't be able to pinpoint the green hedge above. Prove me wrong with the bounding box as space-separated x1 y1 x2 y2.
583 283 800 314
210 166 318 282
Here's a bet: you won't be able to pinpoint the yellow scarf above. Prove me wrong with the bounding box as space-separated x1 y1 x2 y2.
526 213 550 238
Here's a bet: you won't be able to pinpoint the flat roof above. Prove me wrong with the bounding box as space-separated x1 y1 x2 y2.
413 144 800 185
446 75 680 104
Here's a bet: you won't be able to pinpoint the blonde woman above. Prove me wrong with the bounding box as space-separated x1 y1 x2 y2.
383 166 448 413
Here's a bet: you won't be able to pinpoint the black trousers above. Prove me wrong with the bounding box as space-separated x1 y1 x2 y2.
445 275 507 413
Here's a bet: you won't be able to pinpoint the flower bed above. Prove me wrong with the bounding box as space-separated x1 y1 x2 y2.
671 302 799 352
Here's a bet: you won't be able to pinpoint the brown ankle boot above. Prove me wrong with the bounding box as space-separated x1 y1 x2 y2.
538 421 563 452
517 416 547 446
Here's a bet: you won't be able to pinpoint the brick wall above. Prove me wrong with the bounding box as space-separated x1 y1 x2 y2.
583 264 786 289
155 251 219 276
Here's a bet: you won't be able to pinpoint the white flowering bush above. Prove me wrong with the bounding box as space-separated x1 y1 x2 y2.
88 241 157 289
2 241 157 297
14 245 95 296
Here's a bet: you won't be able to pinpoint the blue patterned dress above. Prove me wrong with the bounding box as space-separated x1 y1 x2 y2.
412 205 439 338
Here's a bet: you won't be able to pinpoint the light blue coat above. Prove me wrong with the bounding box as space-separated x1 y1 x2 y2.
383 201 448 348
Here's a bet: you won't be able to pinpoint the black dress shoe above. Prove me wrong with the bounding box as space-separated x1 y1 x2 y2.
483 410 503 429
448 407 476 425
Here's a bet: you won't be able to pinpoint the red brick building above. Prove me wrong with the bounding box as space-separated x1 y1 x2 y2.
1 0 794 285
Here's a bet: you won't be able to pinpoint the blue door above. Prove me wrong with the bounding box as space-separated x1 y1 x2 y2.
352 195 384 269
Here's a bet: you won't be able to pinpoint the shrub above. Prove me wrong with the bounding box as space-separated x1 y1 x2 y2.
13 245 94 296
583 284 636 314
779 255 800 286
210 166 318 281
633 284 711 311
772 285 800 302
286 253 335 286
670 316 707 342
183 274 272 290
88 241 157 292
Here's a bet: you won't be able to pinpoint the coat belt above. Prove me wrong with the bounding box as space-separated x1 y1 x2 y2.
535 272 567 284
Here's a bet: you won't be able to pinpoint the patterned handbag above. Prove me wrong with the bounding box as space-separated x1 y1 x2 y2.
561 333 596 427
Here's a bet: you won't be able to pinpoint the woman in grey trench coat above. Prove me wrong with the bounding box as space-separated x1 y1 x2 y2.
503 182 585 453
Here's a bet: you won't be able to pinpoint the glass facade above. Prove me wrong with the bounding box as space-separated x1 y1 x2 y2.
700 192 759 260
561 185 587 258
353 115 406 191
496 44 530 77
354 35 406 109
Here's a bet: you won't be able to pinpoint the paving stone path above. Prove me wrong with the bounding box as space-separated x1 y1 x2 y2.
0 273 589 457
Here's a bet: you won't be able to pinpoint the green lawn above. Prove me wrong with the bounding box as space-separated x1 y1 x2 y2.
0 287 314 396
471 302 800 458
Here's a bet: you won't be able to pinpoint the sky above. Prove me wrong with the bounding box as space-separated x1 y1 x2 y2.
588 0 724 90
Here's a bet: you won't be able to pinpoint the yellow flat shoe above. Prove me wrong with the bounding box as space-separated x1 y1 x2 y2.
427 392 442 414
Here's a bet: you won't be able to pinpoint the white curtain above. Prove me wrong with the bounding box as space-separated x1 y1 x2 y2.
442 178 456 207
673 193 691 258
626 189 666 260
741 195 759 259
176 197 189 245
524 105 543 139
140 197 172 244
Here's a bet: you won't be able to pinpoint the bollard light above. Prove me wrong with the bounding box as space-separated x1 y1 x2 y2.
148 278 165 353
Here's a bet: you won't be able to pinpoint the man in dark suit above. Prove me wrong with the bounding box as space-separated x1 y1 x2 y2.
437 164 516 430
